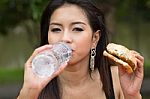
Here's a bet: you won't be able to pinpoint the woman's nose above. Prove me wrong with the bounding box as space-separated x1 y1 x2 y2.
61 32 72 43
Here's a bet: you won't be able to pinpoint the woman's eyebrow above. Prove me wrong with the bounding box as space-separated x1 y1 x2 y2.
49 21 86 26
49 22 62 26
71 21 86 25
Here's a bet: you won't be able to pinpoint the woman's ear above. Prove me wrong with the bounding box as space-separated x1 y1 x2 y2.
92 30 101 48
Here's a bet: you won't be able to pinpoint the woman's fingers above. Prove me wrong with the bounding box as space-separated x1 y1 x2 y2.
119 50 144 77
130 50 144 73
130 50 144 62
25 44 53 68
47 62 68 81
136 58 144 73
24 44 68 81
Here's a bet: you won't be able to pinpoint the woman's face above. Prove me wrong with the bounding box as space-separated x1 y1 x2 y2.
48 4 99 65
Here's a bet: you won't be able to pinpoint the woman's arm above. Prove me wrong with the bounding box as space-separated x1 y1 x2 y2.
17 85 41 99
118 50 144 99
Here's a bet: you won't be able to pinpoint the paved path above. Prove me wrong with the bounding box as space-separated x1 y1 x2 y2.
0 83 22 99
141 78 150 95
0 79 150 99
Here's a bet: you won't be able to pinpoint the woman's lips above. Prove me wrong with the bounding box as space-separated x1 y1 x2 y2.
71 49 75 54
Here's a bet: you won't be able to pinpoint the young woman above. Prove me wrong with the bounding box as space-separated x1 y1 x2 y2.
17 0 144 99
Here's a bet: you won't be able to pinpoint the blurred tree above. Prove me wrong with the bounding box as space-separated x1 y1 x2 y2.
95 0 150 51
0 0 31 35
116 0 150 22
95 0 150 30
0 0 150 46
0 0 49 46
115 0 150 50
0 0 50 35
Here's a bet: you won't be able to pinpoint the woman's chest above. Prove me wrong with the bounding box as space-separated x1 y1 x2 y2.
62 89 106 99
62 81 106 99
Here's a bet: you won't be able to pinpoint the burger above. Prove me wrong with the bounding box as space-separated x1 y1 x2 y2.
103 43 137 73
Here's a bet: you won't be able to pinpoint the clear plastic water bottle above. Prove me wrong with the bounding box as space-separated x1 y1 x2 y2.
32 42 72 78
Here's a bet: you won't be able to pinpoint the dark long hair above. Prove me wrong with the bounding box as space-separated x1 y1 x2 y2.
39 0 114 99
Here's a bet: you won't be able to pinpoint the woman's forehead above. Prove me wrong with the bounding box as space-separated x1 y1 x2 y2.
50 4 89 24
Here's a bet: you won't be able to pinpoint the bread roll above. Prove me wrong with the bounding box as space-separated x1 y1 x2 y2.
103 43 137 73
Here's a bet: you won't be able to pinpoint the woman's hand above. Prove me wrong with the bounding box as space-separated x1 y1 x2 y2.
17 45 68 99
118 50 144 99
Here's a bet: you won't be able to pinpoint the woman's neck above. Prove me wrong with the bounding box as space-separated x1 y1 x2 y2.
59 68 90 87
59 68 100 88
59 56 94 87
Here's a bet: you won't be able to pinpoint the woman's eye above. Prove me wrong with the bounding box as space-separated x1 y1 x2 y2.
73 28 83 32
51 28 61 32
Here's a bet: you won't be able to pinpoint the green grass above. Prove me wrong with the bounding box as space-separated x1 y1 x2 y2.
0 67 24 85
0 62 150 85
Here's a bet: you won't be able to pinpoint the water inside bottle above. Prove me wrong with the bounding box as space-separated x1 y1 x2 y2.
32 54 58 78
32 42 72 78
